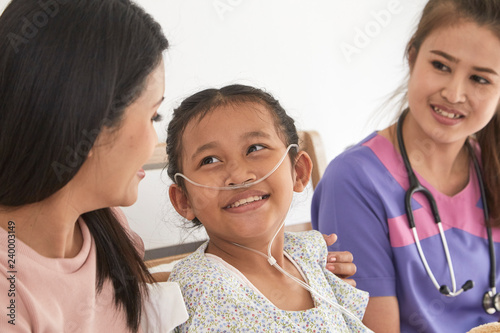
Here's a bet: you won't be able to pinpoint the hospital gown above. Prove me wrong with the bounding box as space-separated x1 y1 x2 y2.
169 230 369 332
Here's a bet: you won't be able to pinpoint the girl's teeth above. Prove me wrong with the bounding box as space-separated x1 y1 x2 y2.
230 196 263 208
433 106 461 119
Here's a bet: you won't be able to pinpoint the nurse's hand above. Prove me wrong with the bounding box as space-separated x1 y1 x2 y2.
323 233 357 287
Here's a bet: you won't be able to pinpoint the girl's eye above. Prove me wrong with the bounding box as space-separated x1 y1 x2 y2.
432 61 450 72
200 156 221 166
471 74 490 85
247 144 265 154
152 112 163 122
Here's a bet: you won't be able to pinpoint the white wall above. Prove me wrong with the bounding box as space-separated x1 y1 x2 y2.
121 0 429 251
0 0 428 250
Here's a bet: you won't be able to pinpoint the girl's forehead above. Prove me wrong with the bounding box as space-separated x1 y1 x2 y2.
186 102 278 136
181 102 284 152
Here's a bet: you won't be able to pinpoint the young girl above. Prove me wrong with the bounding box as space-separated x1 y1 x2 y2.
312 0 500 332
0 0 171 331
166 84 370 332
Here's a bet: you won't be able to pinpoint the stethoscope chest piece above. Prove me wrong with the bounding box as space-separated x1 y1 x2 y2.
483 290 500 314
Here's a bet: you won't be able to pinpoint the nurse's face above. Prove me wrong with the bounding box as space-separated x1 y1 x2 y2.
407 22 500 145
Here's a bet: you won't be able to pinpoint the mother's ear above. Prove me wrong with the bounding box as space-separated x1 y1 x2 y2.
169 184 196 220
293 151 313 193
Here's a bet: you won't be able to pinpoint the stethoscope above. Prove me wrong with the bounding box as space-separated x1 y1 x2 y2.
397 111 499 314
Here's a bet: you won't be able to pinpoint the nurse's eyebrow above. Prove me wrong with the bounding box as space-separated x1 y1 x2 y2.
431 50 498 75
431 50 458 63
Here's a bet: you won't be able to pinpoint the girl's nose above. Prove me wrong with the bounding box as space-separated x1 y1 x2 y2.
227 178 255 187
441 76 467 104
224 160 257 187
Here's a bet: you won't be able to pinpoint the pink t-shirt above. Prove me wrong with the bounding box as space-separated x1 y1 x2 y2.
0 210 144 333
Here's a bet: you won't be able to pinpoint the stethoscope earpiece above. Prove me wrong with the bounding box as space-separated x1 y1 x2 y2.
440 280 474 297
439 285 451 296
463 280 475 291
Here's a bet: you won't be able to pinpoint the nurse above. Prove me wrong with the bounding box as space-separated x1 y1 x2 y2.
312 0 500 332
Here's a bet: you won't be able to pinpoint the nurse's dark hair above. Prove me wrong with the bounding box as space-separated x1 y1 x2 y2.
403 0 500 226
166 84 299 227
0 0 168 331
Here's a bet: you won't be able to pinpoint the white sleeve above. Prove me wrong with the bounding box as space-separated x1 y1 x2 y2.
141 282 188 333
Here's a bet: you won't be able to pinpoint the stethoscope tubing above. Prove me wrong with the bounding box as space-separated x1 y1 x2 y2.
469 141 496 291
396 110 495 296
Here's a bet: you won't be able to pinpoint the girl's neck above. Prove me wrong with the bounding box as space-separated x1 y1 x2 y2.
206 233 287 270
0 189 83 259
381 115 470 196
206 232 315 311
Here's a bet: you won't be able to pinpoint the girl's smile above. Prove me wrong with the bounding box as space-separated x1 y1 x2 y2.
223 190 270 211
182 104 294 226
170 101 310 245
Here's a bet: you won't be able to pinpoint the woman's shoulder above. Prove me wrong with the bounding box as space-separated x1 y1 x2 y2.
168 242 225 289
322 132 398 186
284 230 324 246
327 132 392 172
284 231 326 260
169 243 208 275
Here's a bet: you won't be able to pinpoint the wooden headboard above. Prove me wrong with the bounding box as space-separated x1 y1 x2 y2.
143 130 327 268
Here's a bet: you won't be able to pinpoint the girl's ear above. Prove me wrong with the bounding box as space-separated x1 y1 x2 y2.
169 184 196 220
293 151 312 193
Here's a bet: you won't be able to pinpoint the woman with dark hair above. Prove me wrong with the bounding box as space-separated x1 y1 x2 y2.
0 0 169 331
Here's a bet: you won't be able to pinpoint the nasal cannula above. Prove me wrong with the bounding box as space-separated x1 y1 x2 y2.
175 144 372 330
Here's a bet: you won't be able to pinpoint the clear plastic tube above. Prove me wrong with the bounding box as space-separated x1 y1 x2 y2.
174 144 298 191
232 205 370 330
181 142 370 329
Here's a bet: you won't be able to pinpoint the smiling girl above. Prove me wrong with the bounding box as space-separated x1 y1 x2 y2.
166 84 370 332
312 0 500 332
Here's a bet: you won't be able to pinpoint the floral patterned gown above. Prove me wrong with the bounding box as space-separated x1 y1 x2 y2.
169 231 370 332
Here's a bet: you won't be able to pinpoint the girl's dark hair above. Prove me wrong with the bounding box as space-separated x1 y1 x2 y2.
0 0 168 331
166 84 299 227
403 0 500 226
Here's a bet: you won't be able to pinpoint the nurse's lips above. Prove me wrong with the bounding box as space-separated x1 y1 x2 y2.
431 104 465 119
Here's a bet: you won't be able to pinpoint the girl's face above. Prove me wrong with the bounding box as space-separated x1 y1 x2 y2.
75 61 165 210
407 21 500 145
170 102 310 246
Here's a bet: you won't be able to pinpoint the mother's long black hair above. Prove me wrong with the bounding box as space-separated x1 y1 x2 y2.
0 0 168 331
